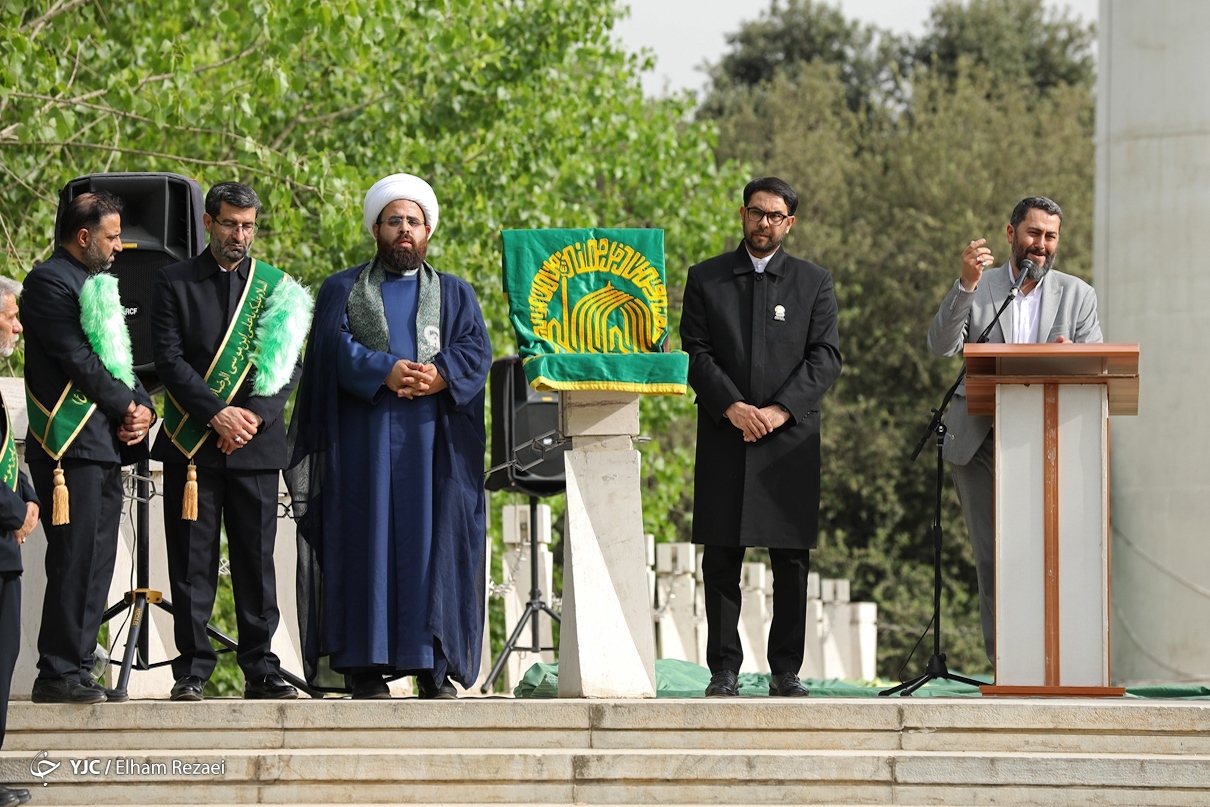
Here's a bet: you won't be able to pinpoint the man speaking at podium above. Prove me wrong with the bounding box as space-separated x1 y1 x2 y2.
927 195 1102 665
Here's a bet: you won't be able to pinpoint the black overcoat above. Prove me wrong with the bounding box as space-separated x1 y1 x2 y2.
679 246 841 549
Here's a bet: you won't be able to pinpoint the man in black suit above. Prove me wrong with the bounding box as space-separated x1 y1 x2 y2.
680 176 842 698
152 182 307 701
0 278 38 806
22 191 155 704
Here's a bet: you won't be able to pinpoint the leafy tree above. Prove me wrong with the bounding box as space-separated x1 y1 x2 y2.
702 0 908 115
912 0 1096 94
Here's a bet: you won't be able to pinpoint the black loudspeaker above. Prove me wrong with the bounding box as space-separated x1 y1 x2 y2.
56 172 205 377
486 355 567 498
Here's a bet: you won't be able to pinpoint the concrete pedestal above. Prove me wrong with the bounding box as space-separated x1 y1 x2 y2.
556 392 656 698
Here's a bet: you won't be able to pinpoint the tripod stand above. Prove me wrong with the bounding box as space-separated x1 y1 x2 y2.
480 495 561 693
101 457 321 699
879 414 982 696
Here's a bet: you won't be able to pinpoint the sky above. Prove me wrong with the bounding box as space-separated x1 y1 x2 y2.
615 0 1100 98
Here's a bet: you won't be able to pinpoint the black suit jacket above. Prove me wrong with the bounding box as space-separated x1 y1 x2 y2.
21 248 153 464
150 250 300 470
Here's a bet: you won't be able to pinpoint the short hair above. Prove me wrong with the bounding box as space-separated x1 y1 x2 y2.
0 277 22 303
1010 196 1063 228
59 191 123 245
205 182 262 218
743 177 799 216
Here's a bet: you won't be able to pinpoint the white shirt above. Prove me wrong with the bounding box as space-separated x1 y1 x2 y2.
747 247 776 274
1008 265 1044 344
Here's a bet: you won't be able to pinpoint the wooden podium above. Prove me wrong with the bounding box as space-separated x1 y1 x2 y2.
963 343 1139 697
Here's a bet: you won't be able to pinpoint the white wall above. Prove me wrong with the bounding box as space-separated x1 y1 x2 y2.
1096 0 1210 683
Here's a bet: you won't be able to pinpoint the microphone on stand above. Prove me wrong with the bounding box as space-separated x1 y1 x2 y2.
1011 258 1035 294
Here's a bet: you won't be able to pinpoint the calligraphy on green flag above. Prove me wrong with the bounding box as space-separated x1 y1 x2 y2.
501 228 687 395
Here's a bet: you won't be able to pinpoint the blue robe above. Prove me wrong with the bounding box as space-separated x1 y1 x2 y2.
287 262 491 687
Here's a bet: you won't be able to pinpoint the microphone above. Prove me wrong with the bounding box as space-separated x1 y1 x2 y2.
1012 258 1035 292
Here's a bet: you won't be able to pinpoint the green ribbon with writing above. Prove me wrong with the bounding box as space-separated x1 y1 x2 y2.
26 382 99 462
0 401 20 491
163 259 286 459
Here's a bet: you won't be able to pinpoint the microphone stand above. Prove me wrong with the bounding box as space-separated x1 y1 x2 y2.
881 262 1029 696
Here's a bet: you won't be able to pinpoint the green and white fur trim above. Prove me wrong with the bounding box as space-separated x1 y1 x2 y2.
251 275 314 397
79 273 136 389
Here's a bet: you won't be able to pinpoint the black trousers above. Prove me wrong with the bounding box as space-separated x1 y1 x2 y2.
701 545 810 675
29 459 124 682
0 571 20 748
162 464 282 680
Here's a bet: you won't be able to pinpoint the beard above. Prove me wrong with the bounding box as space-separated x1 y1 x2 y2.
0 336 16 358
743 227 783 256
212 239 249 265
82 237 116 273
1013 240 1054 280
377 234 427 273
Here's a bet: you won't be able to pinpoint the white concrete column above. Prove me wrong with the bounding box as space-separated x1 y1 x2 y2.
654 542 698 664
1096 0 1210 683
802 571 824 680
820 578 853 680
557 392 656 698
850 602 879 682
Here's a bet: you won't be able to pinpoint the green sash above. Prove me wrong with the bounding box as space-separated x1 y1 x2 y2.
162 259 287 459
26 382 99 462
0 401 19 491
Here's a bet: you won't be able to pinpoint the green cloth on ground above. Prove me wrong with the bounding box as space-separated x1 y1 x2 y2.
513 659 1210 699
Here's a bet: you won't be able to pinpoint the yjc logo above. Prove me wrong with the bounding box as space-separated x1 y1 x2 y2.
30 751 59 786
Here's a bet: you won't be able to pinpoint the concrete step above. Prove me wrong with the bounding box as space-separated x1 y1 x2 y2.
3 697 1209 805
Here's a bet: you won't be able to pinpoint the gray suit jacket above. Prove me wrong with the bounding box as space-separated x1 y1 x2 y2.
927 262 1103 465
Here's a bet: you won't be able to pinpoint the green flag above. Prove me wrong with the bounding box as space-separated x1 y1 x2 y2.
501 228 687 395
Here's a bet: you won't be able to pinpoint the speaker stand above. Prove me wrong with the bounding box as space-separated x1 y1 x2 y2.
480 496 560 693
101 459 322 699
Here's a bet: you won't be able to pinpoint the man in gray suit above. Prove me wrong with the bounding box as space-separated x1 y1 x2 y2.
927 195 1102 665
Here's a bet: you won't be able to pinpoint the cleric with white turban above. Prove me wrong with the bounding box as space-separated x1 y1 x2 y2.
287 171 491 701
363 172 440 237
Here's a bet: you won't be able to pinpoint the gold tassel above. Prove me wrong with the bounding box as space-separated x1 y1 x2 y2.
52 464 70 526
182 462 199 521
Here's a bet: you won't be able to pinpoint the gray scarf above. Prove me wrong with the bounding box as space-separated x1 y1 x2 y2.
346 258 442 363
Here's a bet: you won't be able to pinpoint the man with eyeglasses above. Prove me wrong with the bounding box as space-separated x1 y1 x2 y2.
152 181 312 701
286 173 491 699
680 176 842 698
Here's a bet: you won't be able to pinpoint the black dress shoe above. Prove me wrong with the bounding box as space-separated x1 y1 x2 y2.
244 673 298 700
170 675 206 702
769 671 810 697
31 676 106 704
704 669 739 697
0 785 31 806
416 672 457 700
350 671 391 700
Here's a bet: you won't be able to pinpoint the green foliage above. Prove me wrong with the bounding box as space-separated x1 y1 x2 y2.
1 0 741 688
912 0 1096 94
700 0 1096 677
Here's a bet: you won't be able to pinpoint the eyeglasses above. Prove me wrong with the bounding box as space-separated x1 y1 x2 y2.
215 219 257 234
744 207 789 226
377 215 425 230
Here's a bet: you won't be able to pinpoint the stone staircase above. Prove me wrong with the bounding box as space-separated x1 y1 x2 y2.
4 696 1210 805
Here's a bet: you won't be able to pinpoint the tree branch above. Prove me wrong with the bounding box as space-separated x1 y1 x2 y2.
2 141 318 192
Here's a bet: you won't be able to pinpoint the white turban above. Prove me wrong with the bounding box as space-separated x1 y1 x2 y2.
363 173 439 236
